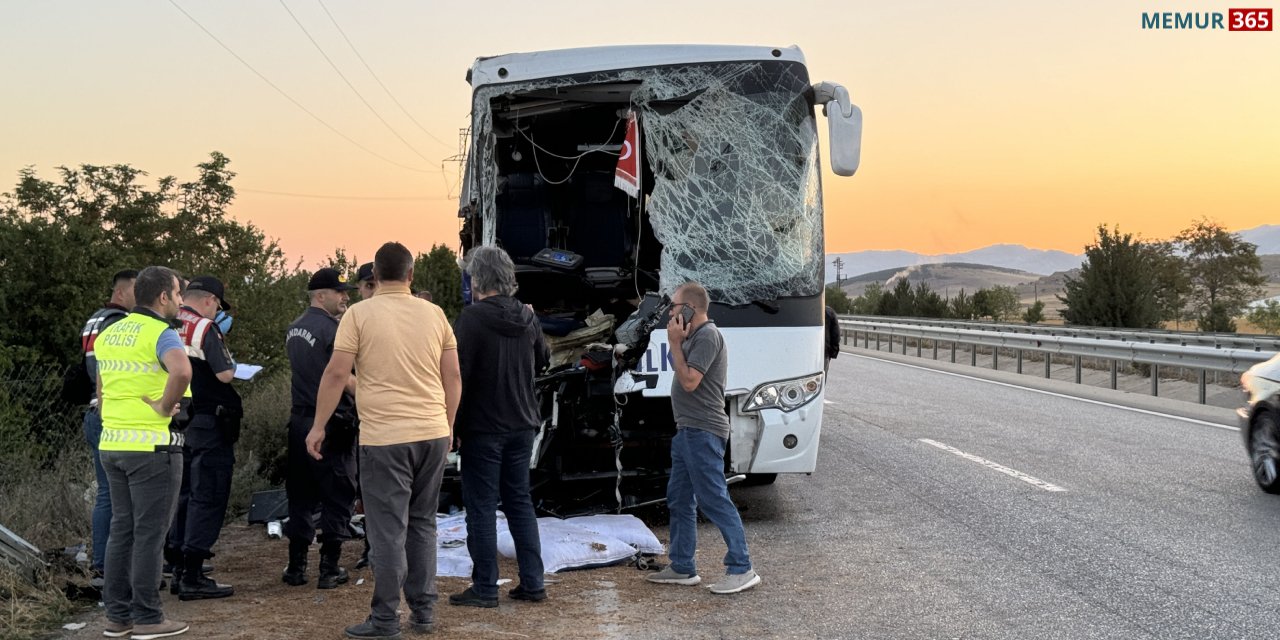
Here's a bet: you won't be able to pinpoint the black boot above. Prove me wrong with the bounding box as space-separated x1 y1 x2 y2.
179 553 234 601
165 547 184 595
282 538 309 586
316 541 349 590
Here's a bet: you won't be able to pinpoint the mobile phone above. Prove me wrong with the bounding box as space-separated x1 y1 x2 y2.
678 304 695 329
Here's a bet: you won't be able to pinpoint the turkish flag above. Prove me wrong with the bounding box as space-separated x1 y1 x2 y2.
614 110 640 198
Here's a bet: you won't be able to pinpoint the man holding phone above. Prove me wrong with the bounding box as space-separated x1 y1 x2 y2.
645 281 761 595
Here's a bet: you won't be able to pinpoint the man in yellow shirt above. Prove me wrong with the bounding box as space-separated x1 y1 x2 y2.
308 242 461 640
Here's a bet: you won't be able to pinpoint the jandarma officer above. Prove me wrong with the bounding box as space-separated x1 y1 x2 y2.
166 276 239 601
282 268 359 589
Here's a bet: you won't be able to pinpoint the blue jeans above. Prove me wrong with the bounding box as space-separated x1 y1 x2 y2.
83 409 111 572
667 427 752 576
461 430 544 598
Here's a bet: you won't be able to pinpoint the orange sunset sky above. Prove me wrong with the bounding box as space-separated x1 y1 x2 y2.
2 1 1277 267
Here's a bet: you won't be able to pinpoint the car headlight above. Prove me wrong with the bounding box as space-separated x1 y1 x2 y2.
742 373 824 413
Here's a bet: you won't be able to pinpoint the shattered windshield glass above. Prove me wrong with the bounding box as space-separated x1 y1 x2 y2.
470 61 823 306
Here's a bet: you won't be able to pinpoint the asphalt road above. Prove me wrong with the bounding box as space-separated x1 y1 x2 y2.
628 350 1280 639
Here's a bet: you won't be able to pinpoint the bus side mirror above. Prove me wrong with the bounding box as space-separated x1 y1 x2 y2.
812 82 862 177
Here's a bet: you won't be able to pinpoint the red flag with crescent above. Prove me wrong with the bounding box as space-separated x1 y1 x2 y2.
614 110 640 197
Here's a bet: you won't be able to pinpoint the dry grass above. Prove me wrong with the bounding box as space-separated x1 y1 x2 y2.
0 448 94 640
0 451 93 554
0 565 78 640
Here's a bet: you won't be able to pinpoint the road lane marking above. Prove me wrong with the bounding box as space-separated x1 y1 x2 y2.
823 400 836 405
847 352 1240 432
919 438 1067 492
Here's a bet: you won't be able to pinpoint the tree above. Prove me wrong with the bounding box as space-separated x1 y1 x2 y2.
949 288 975 320
413 244 463 321
825 285 854 315
1058 225 1164 328
971 288 991 321
914 282 948 318
877 278 916 317
0 153 303 368
1176 219 1267 332
1144 242 1193 328
1248 299 1280 335
851 282 884 315
1022 300 1046 324
979 286 1021 322
320 247 361 279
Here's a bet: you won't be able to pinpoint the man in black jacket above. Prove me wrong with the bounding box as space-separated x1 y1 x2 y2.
449 246 549 608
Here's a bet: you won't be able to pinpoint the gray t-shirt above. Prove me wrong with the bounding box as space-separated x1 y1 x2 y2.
670 320 730 439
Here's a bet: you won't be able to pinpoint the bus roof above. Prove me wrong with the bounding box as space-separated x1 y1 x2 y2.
467 44 806 88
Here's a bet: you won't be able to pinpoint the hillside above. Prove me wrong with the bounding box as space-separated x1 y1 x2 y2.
837 263 1042 298
1258 254 1280 300
833 254 1280 324
825 245 1081 283
823 224 1279 286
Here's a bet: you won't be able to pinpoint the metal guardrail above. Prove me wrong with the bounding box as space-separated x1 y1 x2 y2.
838 318 1279 404
838 315 1280 352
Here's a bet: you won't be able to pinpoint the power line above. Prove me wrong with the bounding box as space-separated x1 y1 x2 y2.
276 0 437 165
315 0 452 150
240 187 451 201
165 0 431 174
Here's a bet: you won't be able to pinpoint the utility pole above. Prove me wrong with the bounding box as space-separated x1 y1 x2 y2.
832 257 845 286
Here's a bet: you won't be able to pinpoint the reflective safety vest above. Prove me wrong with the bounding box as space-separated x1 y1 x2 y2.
81 305 128 362
96 312 181 452
176 306 216 400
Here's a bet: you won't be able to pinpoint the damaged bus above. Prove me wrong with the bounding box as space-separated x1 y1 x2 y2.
457 45 861 513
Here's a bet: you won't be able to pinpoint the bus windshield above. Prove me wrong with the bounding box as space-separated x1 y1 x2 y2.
472 60 824 306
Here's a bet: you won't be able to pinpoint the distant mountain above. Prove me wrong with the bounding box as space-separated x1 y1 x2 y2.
825 244 1082 284
1240 224 1280 255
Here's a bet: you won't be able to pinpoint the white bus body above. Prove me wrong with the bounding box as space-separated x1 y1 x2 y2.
459 45 860 507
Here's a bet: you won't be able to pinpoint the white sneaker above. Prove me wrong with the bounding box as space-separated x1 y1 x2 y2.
645 566 701 586
709 570 761 594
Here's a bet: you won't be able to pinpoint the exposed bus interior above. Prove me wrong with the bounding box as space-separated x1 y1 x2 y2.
458 64 824 514
459 83 678 514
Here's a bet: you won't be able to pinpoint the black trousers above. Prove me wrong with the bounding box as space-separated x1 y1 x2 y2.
284 414 357 544
166 413 235 558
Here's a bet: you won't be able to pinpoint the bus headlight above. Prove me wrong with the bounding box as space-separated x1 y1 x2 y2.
742 373 824 413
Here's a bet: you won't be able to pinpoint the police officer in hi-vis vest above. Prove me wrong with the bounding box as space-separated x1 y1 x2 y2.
282 268 359 589
165 275 239 601
96 266 192 639
78 268 137 583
